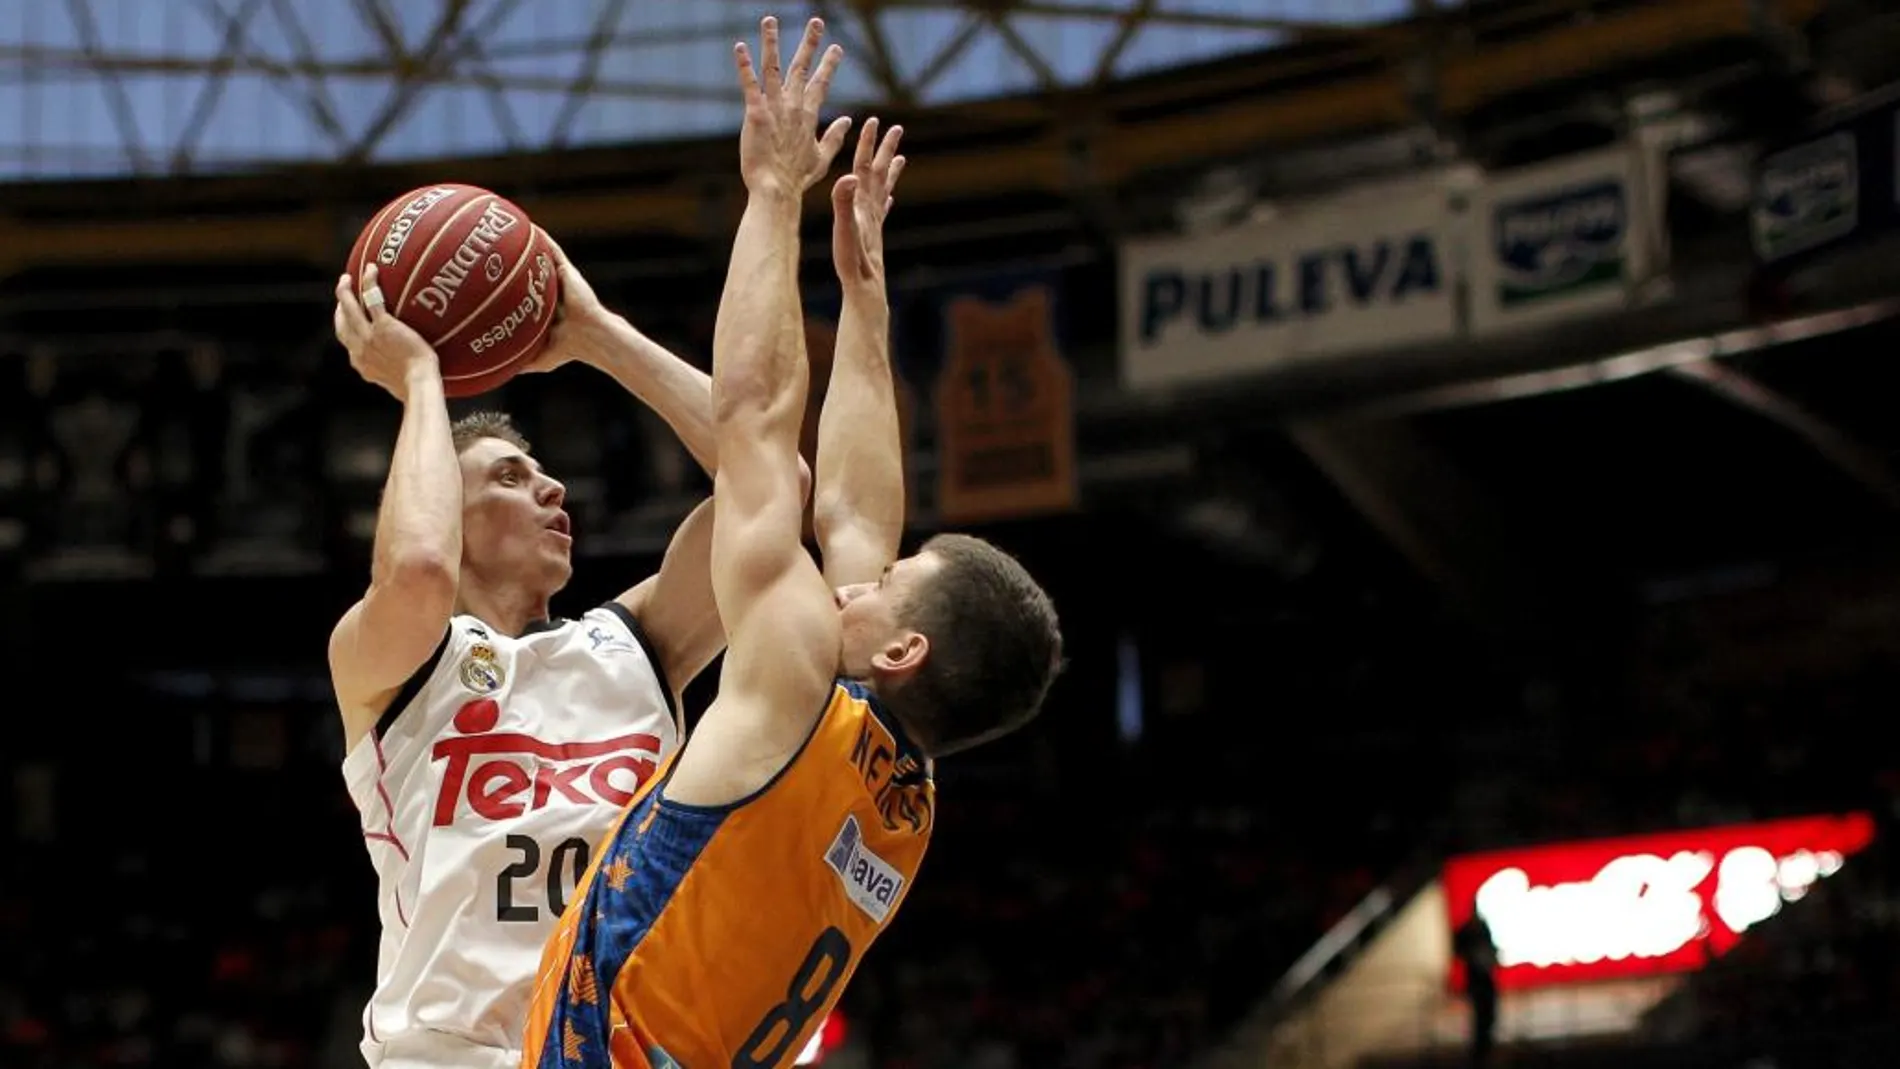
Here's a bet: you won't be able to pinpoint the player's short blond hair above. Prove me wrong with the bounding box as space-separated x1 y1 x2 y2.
450 411 530 456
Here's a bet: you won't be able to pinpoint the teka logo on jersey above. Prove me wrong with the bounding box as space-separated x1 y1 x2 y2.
431 698 660 826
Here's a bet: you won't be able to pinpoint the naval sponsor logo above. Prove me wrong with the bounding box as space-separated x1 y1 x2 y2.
824 813 905 923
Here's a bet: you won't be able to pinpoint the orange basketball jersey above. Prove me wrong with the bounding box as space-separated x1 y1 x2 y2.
521 680 934 1069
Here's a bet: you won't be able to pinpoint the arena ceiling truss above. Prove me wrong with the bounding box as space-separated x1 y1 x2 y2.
0 0 1439 180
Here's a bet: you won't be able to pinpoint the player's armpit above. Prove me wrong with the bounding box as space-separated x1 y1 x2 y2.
329 566 455 751
663 570 838 807
613 497 723 710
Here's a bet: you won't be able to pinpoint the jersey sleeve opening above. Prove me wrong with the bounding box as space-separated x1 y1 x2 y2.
374 627 454 741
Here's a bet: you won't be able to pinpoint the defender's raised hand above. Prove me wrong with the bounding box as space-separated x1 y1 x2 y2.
733 16 851 196
832 117 905 290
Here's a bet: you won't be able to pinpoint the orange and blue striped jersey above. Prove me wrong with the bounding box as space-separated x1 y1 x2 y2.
521 680 934 1069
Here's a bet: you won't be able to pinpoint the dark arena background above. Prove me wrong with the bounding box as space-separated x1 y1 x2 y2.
5 1 1900 1067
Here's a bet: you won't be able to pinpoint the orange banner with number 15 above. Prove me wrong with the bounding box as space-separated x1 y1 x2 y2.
933 284 1077 524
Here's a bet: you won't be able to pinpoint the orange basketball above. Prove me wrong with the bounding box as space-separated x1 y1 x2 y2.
346 183 562 398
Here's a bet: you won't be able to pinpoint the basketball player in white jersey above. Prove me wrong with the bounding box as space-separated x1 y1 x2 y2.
328 249 745 1069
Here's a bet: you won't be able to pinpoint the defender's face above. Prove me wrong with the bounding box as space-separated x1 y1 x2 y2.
836 551 942 680
458 436 572 591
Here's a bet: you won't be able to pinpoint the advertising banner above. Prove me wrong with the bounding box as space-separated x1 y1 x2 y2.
1118 175 1458 390
1442 813 1876 992
1467 144 1654 336
1752 96 1900 265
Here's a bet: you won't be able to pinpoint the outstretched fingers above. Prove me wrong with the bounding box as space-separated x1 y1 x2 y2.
817 115 853 170
832 173 862 224
875 123 903 171
734 41 763 101
886 154 907 203
806 41 843 112
786 17 824 89
853 117 880 178
759 16 783 88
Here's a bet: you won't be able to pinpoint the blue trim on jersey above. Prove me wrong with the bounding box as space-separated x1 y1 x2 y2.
841 678 927 771
533 786 726 1069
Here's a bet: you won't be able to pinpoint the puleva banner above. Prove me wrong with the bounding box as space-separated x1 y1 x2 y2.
1467 145 1654 336
1117 174 1458 391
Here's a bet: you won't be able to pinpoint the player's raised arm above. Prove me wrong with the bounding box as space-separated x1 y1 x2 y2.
328 267 461 751
665 16 851 807
814 118 907 586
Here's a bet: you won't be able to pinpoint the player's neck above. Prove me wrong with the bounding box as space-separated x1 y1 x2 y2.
455 583 555 638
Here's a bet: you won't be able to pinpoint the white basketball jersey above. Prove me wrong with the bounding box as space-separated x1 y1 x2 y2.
341 605 680 1069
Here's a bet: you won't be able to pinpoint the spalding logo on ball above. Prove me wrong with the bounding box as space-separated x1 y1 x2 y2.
346 183 563 398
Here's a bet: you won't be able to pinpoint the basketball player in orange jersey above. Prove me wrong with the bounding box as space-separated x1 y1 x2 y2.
330 233 756 1068
520 17 1062 1068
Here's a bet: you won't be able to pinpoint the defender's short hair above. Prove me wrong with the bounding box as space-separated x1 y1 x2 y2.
450 411 530 456
890 533 1063 757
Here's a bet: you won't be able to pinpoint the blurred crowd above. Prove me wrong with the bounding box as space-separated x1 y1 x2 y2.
10 560 1899 1069
1645 829 1900 1046
0 751 373 1069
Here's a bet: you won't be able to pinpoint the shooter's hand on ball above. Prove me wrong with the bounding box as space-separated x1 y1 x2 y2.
831 116 904 292
734 16 852 197
334 265 441 403
520 231 608 375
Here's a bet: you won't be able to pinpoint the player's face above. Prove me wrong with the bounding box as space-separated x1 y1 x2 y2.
458 437 572 592
835 552 941 681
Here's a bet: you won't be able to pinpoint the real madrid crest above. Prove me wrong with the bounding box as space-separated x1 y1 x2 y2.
459 642 505 695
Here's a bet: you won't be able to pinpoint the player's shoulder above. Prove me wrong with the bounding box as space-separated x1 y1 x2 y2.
340 615 470 765
498 606 637 644
580 601 638 634
576 603 667 663
383 614 497 715
447 613 499 644
578 602 679 718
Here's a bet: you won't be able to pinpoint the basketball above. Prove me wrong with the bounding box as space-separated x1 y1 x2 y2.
346 183 561 397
